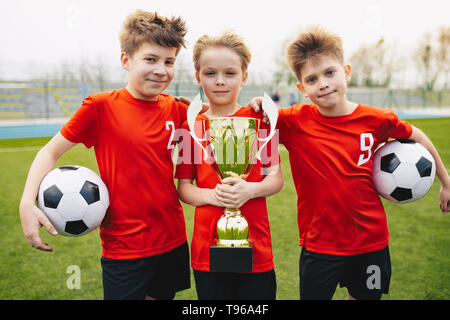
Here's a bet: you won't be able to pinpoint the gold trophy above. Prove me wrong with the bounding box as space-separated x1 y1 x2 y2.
187 93 278 272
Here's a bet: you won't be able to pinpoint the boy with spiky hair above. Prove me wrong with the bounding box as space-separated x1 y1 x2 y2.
19 10 193 300
249 25 450 299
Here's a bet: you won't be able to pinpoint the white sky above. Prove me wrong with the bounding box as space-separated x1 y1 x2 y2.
0 0 449 83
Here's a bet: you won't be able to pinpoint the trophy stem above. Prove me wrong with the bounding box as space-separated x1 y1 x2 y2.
216 208 250 247
225 207 240 215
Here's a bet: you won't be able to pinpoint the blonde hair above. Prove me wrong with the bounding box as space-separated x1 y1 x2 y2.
120 10 187 57
193 30 251 73
286 25 344 80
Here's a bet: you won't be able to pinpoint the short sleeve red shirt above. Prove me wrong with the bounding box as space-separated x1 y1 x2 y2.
60 88 188 259
175 107 279 272
277 104 413 255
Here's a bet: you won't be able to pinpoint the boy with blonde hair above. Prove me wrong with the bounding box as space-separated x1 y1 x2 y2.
19 10 194 300
176 30 283 299
251 25 450 299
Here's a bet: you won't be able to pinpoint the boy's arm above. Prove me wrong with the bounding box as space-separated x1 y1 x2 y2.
178 178 227 208
19 132 78 251
215 165 284 208
409 126 450 214
247 96 270 124
175 97 209 115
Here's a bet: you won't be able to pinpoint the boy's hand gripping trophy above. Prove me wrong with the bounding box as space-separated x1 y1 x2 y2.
187 94 278 271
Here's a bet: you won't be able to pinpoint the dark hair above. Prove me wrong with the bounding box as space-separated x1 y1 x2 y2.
120 10 187 57
286 25 344 80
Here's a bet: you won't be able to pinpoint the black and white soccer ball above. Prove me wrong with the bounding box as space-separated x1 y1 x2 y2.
372 139 436 203
37 165 109 236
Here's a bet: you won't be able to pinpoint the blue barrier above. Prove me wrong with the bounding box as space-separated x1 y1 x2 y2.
1 111 449 140
0 123 64 139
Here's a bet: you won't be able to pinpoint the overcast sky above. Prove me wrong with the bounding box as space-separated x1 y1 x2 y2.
0 0 449 83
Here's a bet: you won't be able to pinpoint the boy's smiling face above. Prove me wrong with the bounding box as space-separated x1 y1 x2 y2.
296 54 352 116
121 41 177 101
195 47 247 108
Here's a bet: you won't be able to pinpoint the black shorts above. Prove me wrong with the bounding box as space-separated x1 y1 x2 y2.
101 241 190 300
299 245 391 300
193 269 277 300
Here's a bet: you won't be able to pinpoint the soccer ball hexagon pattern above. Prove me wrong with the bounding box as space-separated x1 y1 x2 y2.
372 139 436 203
37 165 109 236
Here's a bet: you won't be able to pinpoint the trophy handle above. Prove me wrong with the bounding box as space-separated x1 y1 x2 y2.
187 94 209 160
256 93 278 160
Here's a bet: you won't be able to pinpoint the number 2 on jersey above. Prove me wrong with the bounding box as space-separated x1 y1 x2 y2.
357 133 374 166
166 121 175 150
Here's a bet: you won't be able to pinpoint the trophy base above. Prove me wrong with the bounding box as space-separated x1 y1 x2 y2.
215 239 250 247
209 244 253 273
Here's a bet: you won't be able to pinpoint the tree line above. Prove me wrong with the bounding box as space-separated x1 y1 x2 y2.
274 26 450 91
0 26 448 91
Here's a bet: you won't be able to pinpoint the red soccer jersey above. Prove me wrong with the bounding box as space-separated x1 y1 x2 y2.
175 107 278 272
60 88 188 259
277 104 413 255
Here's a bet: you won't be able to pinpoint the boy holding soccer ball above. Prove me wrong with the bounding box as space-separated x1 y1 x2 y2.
19 10 197 300
248 26 450 300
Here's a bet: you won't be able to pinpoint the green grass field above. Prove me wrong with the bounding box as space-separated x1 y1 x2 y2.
0 118 449 300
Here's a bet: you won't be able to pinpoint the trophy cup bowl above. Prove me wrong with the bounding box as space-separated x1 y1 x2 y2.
208 116 259 247
187 94 278 272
